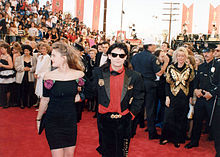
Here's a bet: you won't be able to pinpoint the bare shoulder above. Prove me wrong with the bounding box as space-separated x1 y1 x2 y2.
72 70 85 78
43 70 57 80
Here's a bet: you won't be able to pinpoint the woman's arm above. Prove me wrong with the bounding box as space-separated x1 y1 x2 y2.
14 56 24 72
36 97 49 120
36 97 49 132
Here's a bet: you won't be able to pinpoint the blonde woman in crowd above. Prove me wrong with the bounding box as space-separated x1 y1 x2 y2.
34 43 51 103
160 47 195 148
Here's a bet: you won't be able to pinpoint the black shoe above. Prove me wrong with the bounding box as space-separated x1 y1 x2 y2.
3 105 9 109
149 134 161 140
93 114 97 118
184 142 198 149
145 128 148 132
174 143 180 148
20 105 25 109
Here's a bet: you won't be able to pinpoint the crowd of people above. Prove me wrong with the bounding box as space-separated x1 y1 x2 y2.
0 0 220 157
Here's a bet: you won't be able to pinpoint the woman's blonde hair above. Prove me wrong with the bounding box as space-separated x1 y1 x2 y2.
172 47 188 64
52 41 85 71
39 43 51 53
12 42 22 52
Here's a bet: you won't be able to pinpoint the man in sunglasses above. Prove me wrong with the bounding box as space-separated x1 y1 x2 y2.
185 45 220 153
91 43 144 157
131 39 169 140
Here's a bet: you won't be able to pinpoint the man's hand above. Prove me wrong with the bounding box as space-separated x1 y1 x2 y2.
165 96 170 107
194 89 203 98
203 90 213 100
189 97 193 105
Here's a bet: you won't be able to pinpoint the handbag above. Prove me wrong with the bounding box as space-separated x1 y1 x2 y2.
38 113 46 135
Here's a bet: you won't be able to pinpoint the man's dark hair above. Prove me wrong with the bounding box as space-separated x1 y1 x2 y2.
107 43 128 55
154 49 162 57
102 41 110 46
162 41 170 48
143 44 152 50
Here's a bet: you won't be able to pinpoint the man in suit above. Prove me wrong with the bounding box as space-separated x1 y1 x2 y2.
185 46 220 149
92 43 144 157
95 41 110 67
131 39 169 140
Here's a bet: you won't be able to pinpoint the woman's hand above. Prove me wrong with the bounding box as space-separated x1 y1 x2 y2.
36 120 40 133
75 93 81 102
165 96 170 107
34 74 38 79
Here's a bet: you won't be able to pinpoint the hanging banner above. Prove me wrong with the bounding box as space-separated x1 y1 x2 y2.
52 0 63 12
208 4 220 35
92 0 101 31
76 0 85 22
181 4 194 33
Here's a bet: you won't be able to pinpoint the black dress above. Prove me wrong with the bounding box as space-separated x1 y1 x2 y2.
20 61 35 107
161 63 194 144
43 80 78 150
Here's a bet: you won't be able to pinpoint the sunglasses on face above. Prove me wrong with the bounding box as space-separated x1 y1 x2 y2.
111 53 126 58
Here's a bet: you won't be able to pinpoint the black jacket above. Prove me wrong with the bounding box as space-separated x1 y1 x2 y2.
95 52 103 67
91 64 145 116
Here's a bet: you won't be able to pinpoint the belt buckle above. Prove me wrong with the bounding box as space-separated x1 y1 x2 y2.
110 114 122 119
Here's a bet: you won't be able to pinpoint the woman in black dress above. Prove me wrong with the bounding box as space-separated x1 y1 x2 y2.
36 41 85 157
14 45 36 108
160 47 195 148
0 43 15 108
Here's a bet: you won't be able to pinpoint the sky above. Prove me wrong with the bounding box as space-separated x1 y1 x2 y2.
39 0 220 42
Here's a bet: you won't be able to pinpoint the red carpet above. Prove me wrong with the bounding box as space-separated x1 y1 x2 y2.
0 107 215 157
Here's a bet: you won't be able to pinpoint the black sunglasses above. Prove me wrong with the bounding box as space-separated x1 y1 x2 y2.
111 53 126 58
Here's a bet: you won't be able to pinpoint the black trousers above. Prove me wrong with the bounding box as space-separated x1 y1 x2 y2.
144 85 157 138
191 97 214 145
213 99 220 157
97 113 132 157
155 81 166 125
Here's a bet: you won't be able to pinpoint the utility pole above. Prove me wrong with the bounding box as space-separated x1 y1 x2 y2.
162 2 180 43
120 0 124 41
103 0 107 40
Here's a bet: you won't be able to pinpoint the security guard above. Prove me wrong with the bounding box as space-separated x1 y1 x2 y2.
185 45 220 149
212 45 220 157
131 39 169 139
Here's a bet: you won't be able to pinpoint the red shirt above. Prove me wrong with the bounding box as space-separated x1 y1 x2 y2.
99 65 130 116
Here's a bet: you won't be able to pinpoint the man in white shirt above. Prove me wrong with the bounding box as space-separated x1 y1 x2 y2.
95 42 110 67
